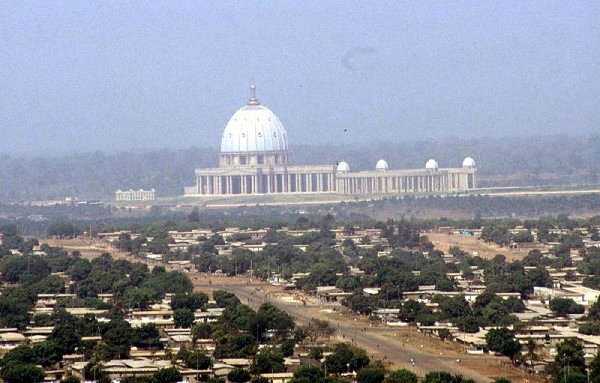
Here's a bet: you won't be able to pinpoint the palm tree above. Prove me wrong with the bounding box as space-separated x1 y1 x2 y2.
523 338 541 373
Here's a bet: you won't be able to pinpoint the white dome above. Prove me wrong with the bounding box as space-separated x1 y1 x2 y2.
425 159 439 170
220 86 288 153
337 161 350 173
462 157 476 168
375 159 389 171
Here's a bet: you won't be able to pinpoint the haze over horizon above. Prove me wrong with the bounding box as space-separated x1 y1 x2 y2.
2 1 599 155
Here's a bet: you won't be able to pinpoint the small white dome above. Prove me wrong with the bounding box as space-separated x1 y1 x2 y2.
337 161 350 173
425 159 438 170
462 157 476 168
376 159 389 171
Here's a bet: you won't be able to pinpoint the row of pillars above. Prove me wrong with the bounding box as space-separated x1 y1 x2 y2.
196 172 336 195
196 171 475 195
337 173 472 194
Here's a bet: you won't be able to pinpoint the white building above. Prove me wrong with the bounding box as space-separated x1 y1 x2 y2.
187 85 476 196
115 188 156 201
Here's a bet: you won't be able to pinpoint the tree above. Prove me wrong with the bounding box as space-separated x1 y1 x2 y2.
62 376 81 383
356 367 385 383
227 368 251 383
132 324 162 349
344 293 377 315
546 338 587 383
549 298 585 317
49 320 81 354
188 207 200 222
291 366 325 383
308 347 323 361
100 319 133 360
124 287 156 310
255 302 295 340
588 348 600 383
384 369 418 383
213 332 257 359
176 349 212 371
485 328 521 363
192 322 213 343
0 256 30 283
30 275 66 295
588 297 600 321
250 347 285 374
47 222 82 239
422 372 474 383
336 276 359 292
0 346 35 366
323 343 370 375
173 308 195 328
436 295 471 320
170 292 208 311
67 259 92 282
82 360 103 381
304 319 335 343
0 287 33 330
421 372 454 383
0 362 44 383
213 290 241 308
281 339 295 357
578 322 600 335
437 328 452 341
153 367 182 383
115 233 133 252
32 340 62 367
522 338 540 373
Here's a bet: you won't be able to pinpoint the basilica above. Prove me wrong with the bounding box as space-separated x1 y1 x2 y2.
185 86 476 196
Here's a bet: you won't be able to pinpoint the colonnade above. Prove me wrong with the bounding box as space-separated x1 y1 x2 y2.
193 167 475 196
195 170 336 195
336 170 475 195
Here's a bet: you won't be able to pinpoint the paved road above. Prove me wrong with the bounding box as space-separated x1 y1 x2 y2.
207 281 493 383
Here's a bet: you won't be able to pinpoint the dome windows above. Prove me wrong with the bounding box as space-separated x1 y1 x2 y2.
220 88 289 156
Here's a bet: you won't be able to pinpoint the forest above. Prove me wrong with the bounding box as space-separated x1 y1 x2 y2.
0 134 598 201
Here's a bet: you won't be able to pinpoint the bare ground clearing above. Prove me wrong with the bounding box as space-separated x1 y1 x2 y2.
427 232 546 261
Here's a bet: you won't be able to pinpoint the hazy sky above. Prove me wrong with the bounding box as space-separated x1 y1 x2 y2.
1 1 599 154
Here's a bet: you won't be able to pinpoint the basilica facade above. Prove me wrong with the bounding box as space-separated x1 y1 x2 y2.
185 86 476 197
